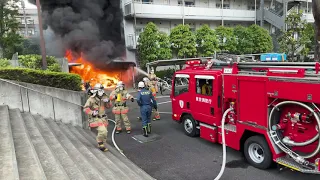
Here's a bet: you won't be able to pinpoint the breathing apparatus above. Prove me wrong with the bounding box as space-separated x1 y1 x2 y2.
91 83 105 98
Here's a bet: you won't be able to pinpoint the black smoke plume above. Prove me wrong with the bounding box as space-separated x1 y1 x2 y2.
28 0 125 66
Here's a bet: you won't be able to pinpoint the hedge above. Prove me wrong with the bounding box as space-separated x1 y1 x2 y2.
0 68 82 91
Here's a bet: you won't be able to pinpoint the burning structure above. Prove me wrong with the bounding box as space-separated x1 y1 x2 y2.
28 0 135 88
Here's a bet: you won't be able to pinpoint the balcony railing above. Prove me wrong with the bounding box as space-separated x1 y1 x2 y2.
126 34 139 50
124 2 256 21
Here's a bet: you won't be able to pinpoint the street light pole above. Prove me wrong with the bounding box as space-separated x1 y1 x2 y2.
35 0 47 70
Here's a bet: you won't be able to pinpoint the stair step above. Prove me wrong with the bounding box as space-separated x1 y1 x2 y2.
0 106 19 180
57 122 119 180
22 113 69 180
77 127 154 180
9 109 46 180
33 115 86 180
44 118 105 180
67 124 132 180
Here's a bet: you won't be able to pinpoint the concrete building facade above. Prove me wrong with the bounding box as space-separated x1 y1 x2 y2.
121 0 315 64
17 8 39 38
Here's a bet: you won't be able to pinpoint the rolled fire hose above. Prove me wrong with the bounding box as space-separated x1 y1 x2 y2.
214 108 233 180
268 101 320 159
107 118 126 157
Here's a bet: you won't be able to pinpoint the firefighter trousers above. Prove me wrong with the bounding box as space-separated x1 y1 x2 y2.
140 105 152 127
152 108 160 120
90 118 108 143
113 106 131 131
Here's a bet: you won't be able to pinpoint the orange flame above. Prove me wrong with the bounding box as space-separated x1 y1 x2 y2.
65 50 119 89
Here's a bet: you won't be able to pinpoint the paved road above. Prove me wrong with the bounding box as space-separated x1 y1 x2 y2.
105 92 319 180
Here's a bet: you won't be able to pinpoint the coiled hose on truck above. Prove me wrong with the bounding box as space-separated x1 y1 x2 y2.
214 108 233 180
268 101 320 162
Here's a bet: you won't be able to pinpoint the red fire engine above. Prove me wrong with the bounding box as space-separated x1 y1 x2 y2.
170 59 320 174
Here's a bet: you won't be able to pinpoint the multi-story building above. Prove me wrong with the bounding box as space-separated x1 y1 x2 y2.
17 8 38 38
121 0 315 63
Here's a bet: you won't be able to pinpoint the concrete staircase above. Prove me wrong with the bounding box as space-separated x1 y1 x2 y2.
0 105 154 180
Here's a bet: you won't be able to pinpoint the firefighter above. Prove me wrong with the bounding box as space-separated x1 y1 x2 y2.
149 69 158 93
83 83 111 152
143 77 160 121
201 79 212 96
110 81 134 134
136 81 157 137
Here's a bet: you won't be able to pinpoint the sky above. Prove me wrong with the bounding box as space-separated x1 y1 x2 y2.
23 0 36 9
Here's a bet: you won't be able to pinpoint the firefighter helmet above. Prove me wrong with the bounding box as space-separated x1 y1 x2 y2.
138 81 145 88
91 83 104 97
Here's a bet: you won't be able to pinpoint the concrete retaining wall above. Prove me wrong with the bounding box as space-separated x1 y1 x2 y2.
0 79 88 128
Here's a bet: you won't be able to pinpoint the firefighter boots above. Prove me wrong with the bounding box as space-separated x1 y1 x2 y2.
142 126 148 137
147 123 152 134
98 142 108 152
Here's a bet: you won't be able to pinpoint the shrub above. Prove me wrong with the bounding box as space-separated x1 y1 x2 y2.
0 68 82 91
18 54 62 72
155 68 176 79
0 58 11 68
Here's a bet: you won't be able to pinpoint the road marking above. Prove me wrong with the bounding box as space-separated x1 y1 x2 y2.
158 101 171 105
158 112 172 114
133 96 170 100
132 136 143 143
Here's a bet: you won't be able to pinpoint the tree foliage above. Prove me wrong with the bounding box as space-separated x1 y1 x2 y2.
233 25 254 54
0 0 23 59
21 38 41 55
170 24 197 58
195 24 219 57
279 10 312 61
137 22 172 68
0 58 10 67
18 54 62 72
248 24 273 54
215 26 237 53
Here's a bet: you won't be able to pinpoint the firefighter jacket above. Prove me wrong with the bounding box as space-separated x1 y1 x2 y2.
109 89 133 114
137 88 157 109
83 94 111 128
147 83 157 97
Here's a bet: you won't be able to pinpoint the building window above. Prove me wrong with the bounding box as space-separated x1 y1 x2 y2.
178 0 195 6
196 77 213 96
174 75 189 96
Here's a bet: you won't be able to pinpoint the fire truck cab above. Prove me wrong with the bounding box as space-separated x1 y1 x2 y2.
170 59 320 173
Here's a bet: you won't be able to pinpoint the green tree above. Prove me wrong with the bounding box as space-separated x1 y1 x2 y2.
195 24 219 57
215 26 237 53
170 24 197 58
233 25 254 54
157 32 172 60
137 22 172 68
0 58 10 67
0 0 23 59
21 38 41 55
279 10 311 61
248 24 273 54
18 54 61 72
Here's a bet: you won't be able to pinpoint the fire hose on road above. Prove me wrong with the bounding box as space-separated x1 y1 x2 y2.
214 107 233 180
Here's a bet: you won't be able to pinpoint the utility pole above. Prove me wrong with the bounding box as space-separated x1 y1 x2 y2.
20 0 28 37
221 0 224 26
182 0 185 25
36 0 47 69
255 0 257 25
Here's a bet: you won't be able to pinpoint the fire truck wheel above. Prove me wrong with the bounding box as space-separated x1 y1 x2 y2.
244 136 272 169
182 115 199 137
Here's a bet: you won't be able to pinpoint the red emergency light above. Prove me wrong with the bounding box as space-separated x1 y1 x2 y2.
186 60 201 65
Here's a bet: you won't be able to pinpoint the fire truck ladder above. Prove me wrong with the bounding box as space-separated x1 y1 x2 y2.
207 61 320 77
